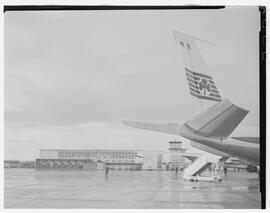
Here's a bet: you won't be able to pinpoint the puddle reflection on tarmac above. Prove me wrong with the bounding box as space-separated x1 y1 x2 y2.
4 169 261 209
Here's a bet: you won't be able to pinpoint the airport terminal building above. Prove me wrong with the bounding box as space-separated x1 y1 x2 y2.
36 149 144 170
35 141 188 171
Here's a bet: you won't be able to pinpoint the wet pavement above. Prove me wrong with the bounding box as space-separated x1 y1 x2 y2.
4 169 261 209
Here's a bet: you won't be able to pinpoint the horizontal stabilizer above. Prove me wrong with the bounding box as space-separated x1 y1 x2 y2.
123 121 179 135
185 99 249 138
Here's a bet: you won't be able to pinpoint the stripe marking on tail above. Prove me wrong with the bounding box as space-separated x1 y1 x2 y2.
185 67 222 102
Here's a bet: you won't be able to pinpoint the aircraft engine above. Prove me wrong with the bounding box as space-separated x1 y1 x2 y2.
246 165 259 173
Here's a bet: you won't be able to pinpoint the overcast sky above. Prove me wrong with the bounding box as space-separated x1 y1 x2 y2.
4 7 260 160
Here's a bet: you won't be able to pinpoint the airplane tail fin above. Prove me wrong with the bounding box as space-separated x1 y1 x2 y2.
185 99 249 139
173 30 222 112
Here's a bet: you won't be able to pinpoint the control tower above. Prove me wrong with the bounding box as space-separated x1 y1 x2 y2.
168 140 187 170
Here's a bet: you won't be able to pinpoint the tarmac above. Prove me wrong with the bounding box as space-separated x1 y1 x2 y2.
4 168 261 209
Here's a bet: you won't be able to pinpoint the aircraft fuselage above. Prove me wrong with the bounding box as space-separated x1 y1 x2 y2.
178 123 260 166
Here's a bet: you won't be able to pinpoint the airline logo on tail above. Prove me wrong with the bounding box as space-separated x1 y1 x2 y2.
185 67 222 102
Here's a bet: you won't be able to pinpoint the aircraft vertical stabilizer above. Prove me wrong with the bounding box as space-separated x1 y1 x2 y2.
173 30 222 112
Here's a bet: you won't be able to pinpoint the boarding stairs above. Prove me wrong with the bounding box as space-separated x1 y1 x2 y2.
183 155 225 182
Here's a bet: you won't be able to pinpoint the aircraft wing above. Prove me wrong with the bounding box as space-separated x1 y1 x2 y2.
231 137 260 144
225 164 247 170
123 121 180 135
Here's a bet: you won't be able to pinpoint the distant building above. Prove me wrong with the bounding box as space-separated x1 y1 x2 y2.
4 160 35 169
4 160 20 168
140 151 164 170
36 149 143 170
